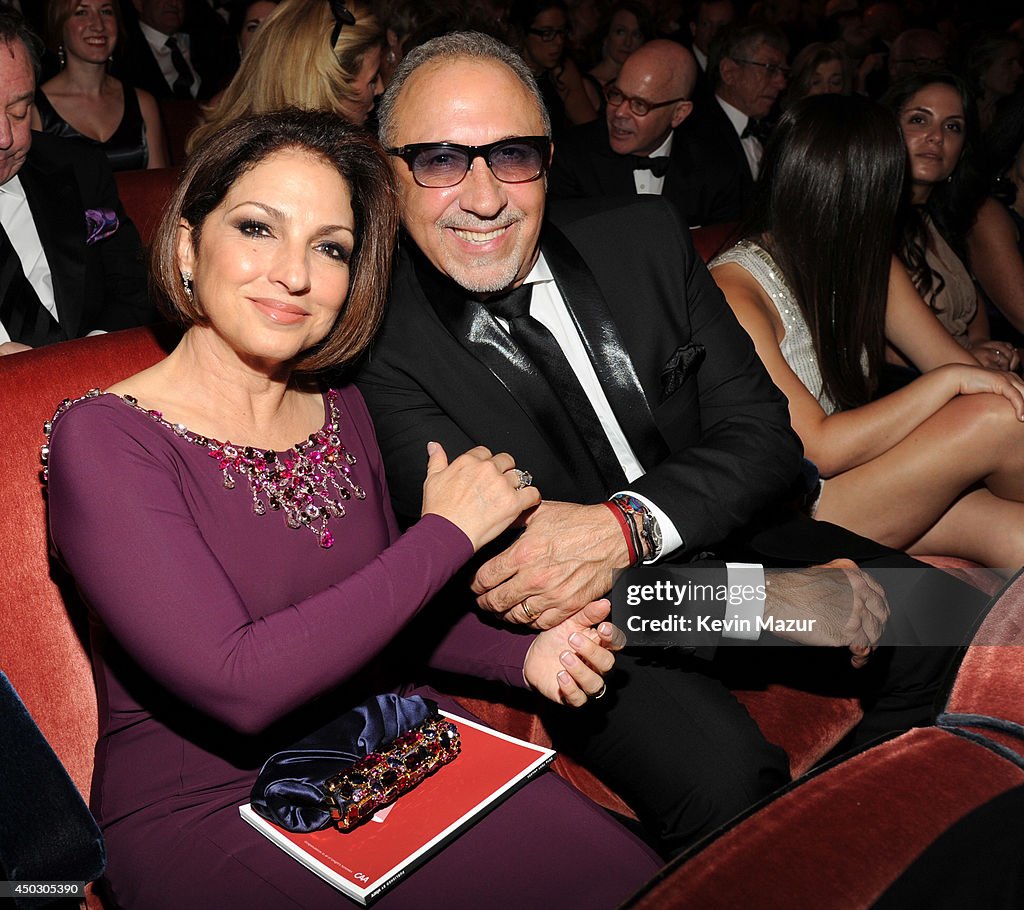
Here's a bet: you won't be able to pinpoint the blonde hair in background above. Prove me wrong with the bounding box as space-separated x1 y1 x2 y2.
186 0 383 154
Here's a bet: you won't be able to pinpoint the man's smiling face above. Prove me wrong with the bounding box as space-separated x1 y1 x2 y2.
388 57 548 295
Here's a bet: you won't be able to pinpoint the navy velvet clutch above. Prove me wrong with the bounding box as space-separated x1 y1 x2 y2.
250 694 456 834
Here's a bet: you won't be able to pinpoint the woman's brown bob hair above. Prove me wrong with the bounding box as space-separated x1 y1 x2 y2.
152 108 399 373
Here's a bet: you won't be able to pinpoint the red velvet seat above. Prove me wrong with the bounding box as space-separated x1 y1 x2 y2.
623 725 1024 909
157 99 201 165
114 168 180 247
623 573 1024 909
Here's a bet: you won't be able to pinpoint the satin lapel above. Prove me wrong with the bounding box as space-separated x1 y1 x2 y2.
541 222 669 470
409 249 610 501
20 156 85 337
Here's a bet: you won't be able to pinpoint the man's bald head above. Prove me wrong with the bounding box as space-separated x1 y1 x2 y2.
606 40 696 157
621 39 698 100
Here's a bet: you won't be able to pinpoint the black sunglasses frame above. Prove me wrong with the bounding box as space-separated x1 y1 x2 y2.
385 137 552 188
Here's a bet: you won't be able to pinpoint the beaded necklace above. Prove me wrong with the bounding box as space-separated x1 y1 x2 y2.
43 388 363 549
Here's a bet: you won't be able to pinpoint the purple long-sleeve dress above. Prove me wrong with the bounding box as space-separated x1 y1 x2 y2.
46 385 659 909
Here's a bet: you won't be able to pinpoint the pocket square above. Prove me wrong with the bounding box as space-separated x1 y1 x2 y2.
84 208 119 245
660 343 706 399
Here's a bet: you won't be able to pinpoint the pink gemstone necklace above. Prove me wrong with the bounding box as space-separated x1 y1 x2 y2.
44 388 363 549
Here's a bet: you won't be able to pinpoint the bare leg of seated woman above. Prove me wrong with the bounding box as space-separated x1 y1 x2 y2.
815 393 1024 569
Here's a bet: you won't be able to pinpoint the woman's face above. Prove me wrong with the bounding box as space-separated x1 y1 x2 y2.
63 0 118 65
238 0 276 56
337 44 383 126
176 148 356 369
898 83 965 198
807 59 843 95
523 7 568 72
981 42 1023 99
606 10 644 65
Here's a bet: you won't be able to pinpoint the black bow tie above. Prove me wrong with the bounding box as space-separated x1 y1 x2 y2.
741 119 770 142
629 155 670 178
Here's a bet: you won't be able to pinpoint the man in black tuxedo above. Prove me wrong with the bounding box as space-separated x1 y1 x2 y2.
687 23 790 217
0 13 152 355
549 40 742 226
353 31 980 858
688 0 735 99
116 0 235 102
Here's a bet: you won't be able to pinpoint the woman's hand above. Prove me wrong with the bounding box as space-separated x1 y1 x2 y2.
941 362 1024 419
523 599 625 706
421 442 540 551
966 339 1020 372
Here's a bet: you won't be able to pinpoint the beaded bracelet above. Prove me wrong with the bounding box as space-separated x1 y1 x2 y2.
603 500 641 567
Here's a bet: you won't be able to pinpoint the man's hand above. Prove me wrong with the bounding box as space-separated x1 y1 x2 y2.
764 559 890 668
471 501 631 629
0 341 32 356
523 599 626 706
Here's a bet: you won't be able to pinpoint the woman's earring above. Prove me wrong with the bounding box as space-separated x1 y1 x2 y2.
181 270 194 302
58 44 66 69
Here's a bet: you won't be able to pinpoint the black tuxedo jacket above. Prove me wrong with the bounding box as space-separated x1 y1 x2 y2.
684 97 757 220
356 197 803 559
114 6 236 102
1 133 153 343
548 118 743 228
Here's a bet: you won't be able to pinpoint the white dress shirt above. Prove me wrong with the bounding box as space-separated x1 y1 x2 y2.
631 132 673 196
0 176 57 345
509 255 765 631
716 95 762 180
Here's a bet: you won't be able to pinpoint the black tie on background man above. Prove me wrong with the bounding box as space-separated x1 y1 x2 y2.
355 31 985 858
0 11 152 356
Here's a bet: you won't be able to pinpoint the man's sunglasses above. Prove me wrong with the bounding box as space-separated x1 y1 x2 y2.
385 137 551 188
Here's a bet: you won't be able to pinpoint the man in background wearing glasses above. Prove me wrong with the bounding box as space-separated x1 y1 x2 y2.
356 29 934 858
549 40 742 227
690 23 790 212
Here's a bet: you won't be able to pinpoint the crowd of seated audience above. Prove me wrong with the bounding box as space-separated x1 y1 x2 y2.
3 2 1024 906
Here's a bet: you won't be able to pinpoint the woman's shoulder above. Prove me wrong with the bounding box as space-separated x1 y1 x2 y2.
710 238 769 271
45 390 177 467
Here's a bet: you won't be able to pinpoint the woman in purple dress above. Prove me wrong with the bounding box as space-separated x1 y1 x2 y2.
45 110 660 909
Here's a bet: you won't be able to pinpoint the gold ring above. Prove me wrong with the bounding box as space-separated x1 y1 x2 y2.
521 598 538 621
592 682 608 700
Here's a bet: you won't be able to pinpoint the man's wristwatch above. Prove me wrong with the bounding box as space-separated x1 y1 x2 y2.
609 493 663 561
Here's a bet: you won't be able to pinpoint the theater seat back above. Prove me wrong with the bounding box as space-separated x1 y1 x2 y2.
0 327 175 799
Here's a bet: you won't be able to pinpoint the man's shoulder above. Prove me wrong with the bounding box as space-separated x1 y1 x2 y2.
547 195 685 243
557 118 610 155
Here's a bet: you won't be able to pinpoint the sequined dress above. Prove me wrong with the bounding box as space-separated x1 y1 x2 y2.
45 385 659 910
712 239 842 414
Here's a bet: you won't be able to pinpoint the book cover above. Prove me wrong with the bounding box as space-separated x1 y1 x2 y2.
238 710 555 905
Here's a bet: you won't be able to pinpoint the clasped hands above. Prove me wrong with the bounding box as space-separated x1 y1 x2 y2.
472 501 891 670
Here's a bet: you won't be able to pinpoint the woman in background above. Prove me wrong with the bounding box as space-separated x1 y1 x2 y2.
583 2 654 110
711 94 1024 568
966 92 1024 343
883 72 1016 372
33 0 167 170
508 0 597 137
46 109 657 909
966 33 1022 132
229 0 280 57
188 0 384 153
782 41 848 109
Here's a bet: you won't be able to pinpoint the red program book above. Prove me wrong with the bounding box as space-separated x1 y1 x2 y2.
239 710 555 905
